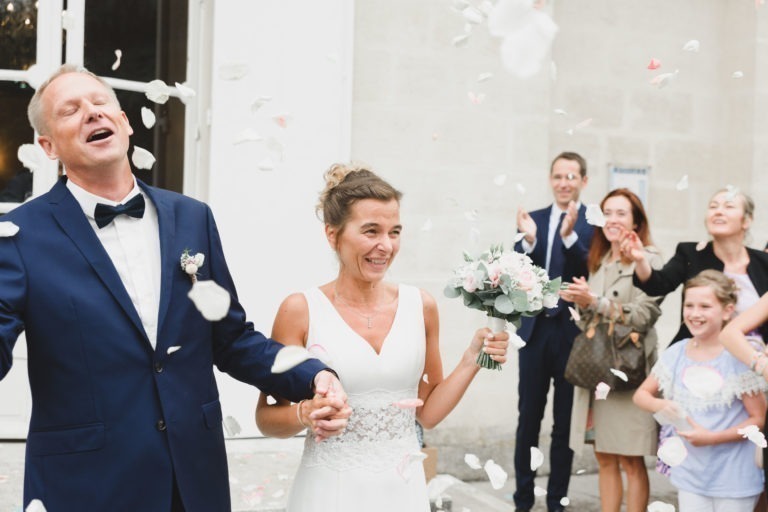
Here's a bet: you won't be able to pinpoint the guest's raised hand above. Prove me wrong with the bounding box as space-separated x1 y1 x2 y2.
560 200 578 238
559 276 593 308
619 229 645 262
516 207 536 244
468 328 509 365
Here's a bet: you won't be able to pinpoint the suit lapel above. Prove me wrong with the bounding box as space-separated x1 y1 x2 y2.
48 179 148 341
141 183 176 343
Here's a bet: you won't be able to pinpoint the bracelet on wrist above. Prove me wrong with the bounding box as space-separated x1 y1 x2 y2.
296 399 311 429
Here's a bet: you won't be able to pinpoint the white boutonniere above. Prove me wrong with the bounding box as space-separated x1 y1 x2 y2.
180 249 205 283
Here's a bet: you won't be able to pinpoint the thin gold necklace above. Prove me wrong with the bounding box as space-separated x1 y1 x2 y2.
333 288 380 329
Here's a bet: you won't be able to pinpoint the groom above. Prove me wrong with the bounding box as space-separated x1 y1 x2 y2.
0 65 349 512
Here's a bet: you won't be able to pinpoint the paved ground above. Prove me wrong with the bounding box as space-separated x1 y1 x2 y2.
0 437 677 511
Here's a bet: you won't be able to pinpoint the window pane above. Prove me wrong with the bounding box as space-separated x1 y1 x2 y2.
0 81 34 202
83 0 188 84
117 89 185 193
0 0 37 70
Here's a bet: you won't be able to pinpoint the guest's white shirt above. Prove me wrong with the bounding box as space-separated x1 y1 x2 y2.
521 203 580 273
67 178 162 349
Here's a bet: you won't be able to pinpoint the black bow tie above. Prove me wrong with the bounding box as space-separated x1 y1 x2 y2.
94 194 146 228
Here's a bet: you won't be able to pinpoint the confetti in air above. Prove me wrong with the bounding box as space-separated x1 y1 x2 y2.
483 459 508 489
553 108 567 116
609 368 628 382
477 72 494 82
732 70 744 79
464 209 479 221
464 453 482 469
738 425 768 448
516 183 526 194
251 96 272 113
131 146 156 170
266 395 277 405
650 70 679 89
530 447 544 471
514 232 526 244
657 436 688 467
0 222 19 237
467 91 486 105
26 499 47 512
493 174 508 186
534 486 547 496
647 58 661 70
585 204 606 227
17 143 45 172
594 382 610 400
421 219 433 232
568 306 580 322
682 39 700 52
141 107 156 129
560 497 570 506
271 345 312 374
258 158 275 171
175 82 196 98
695 241 707 251
647 502 676 512
675 175 688 191
218 63 250 80
167 346 181 355
187 281 230 321
145 79 172 104
452 33 471 47
111 49 122 71
223 416 242 437
397 451 428 481
233 128 264 145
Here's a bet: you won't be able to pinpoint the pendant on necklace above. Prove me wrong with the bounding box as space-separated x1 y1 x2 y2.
366 316 373 329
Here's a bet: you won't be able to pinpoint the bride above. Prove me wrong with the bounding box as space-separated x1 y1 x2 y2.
256 163 509 511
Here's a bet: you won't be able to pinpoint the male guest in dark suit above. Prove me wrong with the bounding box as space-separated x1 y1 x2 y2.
512 152 593 512
0 65 350 512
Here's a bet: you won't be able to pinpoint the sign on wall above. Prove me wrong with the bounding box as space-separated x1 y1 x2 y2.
608 165 650 205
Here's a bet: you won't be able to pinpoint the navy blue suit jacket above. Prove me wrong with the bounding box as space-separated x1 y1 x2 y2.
514 204 593 342
0 178 326 512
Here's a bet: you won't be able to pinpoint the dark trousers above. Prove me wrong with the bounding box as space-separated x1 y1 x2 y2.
513 319 574 511
171 476 185 512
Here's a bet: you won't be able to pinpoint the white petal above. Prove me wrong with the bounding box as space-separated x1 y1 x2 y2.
271 345 312 374
265 395 277 405
732 70 744 79
483 459 508 490
609 368 628 382
585 204 606 227
530 446 544 471
464 453 482 469
61 10 75 31
422 373 430 384
594 382 610 400
140 107 156 129
493 174 507 186
508 330 527 350
421 218 433 232
494 11 559 79
175 82 196 97
725 184 739 200
25 499 47 512
478 0 494 15
652 403 691 430
0 222 20 237
477 72 494 82
258 158 275 171
272 489 285 499
397 451 428 481
650 69 679 89
218 63 250 80
560 497 570 506
273 115 291 128
681 365 724 398
695 240 707 251
675 174 688 191
392 398 424 409
462 6 485 24
568 306 581 322
534 486 547 496
553 108 567 116
111 49 122 71
647 501 676 512
222 415 242 437
452 33 471 47
576 468 586 475
131 146 156 170
166 345 181 355
145 79 171 104
233 128 264 145
464 209 479 221
738 425 768 448
487 0 537 36
516 183 526 194
657 436 688 467
187 280 231 321
514 232 526 244
17 143 45 172
307 343 333 365
251 96 272 113
682 39 700 52
467 91 486 105
574 118 593 130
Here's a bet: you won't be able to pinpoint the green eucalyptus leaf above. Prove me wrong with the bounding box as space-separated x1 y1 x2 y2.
494 294 515 314
444 285 461 298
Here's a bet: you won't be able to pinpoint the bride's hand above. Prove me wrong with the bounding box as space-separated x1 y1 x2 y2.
303 393 352 442
468 328 509 365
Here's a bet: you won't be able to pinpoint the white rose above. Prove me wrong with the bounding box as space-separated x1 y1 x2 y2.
185 263 198 275
543 293 559 308
193 253 205 266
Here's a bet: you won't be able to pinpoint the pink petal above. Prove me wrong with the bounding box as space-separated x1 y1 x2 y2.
647 58 661 70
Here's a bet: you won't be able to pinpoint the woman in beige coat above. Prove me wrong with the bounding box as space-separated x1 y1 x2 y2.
560 188 662 512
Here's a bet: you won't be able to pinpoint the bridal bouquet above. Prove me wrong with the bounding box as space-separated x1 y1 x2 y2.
444 244 561 370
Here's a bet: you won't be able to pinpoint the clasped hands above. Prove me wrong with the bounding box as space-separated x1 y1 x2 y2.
299 370 353 442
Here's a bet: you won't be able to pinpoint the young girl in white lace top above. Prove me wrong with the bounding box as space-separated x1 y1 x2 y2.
633 270 767 511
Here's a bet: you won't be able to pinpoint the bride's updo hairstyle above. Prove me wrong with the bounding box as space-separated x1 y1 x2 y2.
316 163 402 231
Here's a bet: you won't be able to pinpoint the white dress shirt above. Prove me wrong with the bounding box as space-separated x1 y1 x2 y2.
67 178 162 349
521 203 580 273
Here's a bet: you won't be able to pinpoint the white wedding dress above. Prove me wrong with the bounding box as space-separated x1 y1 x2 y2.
286 284 430 512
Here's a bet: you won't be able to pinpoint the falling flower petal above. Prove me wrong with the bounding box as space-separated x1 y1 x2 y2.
534 486 547 496
594 382 610 400
431 132 440 141
139 107 156 129
725 184 739 201
585 204 606 227
271 345 311 373
61 10 75 31
307 343 332 365
464 209 479 221
421 219 433 232
272 489 285 499
187 280 230 321
218 63 250 80
647 58 661 70
131 146 156 170
657 436 688 466
650 69 679 89
167 345 181 355
738 425 768 448
233 128 264 145
553 108 567 116
610 368 628 382
516 183 526 194
682 365 724 398
477 72 494 82
478 0 494 15
26 499 47 512
682 39 700 52
576 468 586 475
17 143 44 172
483 459 508 490
265 395 277 405
653 403 691 430
222 415 242 437
397 451 428 481
530 447 544 471
423 374 430 384
393 398 424 409
111 49 122 71
272 115 290 128
258 158 275 171
568 306 580 322
647 502 676 512
732 70 744 79
145 79 171 104
175 82 196 97
452 33 471 47
0 222 19 237
514 232 526 244
560 497 570 506
675 174 688 191
464 453 482 469
508 330 527 350
462 6 485 24
467 91 486 105
251 96 272 113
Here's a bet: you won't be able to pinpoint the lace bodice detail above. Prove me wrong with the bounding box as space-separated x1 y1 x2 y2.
301 389 421 472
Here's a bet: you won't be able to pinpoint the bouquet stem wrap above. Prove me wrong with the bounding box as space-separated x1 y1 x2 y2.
479 316 506 370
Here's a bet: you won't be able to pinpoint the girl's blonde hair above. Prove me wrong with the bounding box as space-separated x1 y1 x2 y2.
683 269 739 311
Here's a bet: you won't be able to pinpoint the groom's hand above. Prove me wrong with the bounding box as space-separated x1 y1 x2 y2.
309 370 352 441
